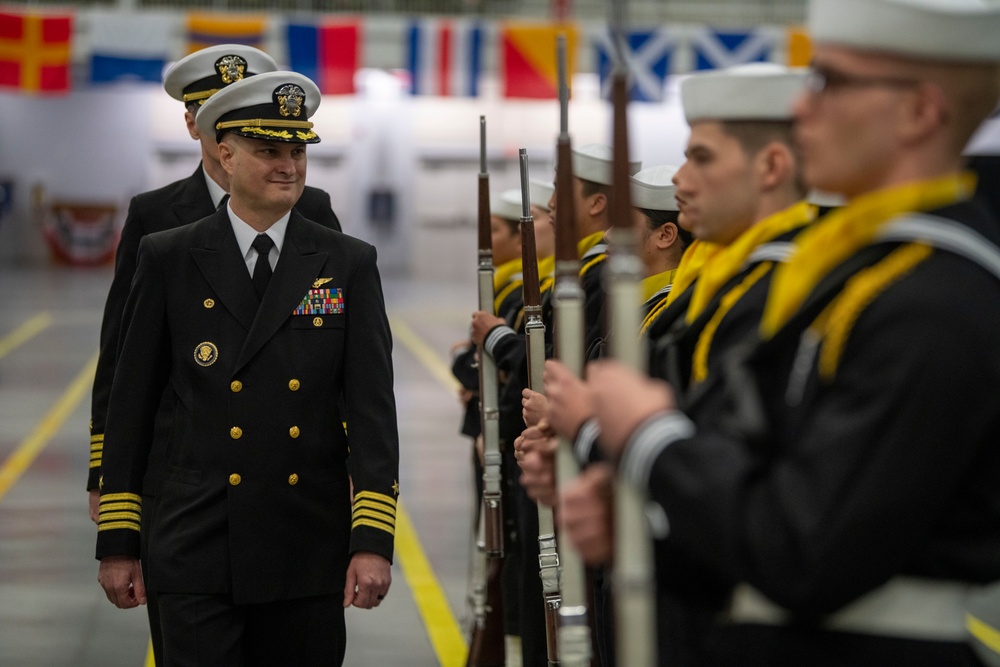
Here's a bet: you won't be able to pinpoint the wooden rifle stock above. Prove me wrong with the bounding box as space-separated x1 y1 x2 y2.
552 34 593 667
519 149 562 666
606 7 657 665
477 116 504 559
467 507 506 667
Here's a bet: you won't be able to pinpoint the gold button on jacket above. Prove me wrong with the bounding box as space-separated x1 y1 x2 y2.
288 379 300 391
230 426 242 439
289 426 300 439
288 473 299 485
229 473 241 486
230 380 243 393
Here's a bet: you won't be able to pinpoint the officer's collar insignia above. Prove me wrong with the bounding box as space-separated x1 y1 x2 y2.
216 55 247 85
275 84 305 118
392 480 400 497
313 277 333 289
194 341 219 367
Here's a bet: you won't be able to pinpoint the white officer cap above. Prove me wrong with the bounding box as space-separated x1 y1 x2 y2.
630 165 679 212
571 144 641 186
197 71 322 144
163 44 277 105
809 0 1000 63
492 190 523 222
681 64 807 123
529 179 555 212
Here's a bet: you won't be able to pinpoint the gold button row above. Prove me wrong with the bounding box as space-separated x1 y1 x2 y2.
229 473 298 486
231 426 302 439
229 379 301 392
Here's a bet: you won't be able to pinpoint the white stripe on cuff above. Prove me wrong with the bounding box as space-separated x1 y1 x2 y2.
574 418 600 464
620 411 696 490
484 325 516 357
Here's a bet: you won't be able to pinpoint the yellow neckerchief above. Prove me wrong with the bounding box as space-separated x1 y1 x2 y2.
639 269 678 336
493 258 523 314
761 171 976 339
642 268 678 303
493 257 523 293
687 200 816 324
538 255 555 280
665 240 722 306
577 230 606 259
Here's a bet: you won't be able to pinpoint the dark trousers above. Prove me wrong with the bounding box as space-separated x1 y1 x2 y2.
157 592 346 667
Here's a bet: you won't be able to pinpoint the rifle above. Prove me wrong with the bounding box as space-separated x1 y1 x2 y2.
519 149 562 666
552 34 594 667
467 505 506 667
478 116 505 561
606 4 657 665
466 115 507 667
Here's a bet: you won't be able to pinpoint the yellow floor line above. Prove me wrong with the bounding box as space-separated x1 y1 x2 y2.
389 315 461 394
390 313 469 666
397 501 468 667
0 352 97 503
0 312 53 361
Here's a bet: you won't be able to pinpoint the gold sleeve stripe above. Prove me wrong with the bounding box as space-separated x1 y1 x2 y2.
90 442 103 451
354 491 396 508
98 521 141 533
353 498 397 515
98 511 141 523
352 517 395 536
89 459 101 469
100 492 142 504
89 452 102 461
90 434 104 444
353 507 396 525
98 502 141 513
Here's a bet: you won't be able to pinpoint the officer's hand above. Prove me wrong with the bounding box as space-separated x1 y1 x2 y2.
543 359 596 439
98 555 146 609
515 426 559 507
589 361 675 460
470 311 505 348
344 551 391 610
521 389 549 428
560 463 615 566
88 489 100 524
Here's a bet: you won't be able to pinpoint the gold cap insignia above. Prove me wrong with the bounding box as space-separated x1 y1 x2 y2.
216 55 247 85
312 277 333 289
194 341 219 367
275 83 305 118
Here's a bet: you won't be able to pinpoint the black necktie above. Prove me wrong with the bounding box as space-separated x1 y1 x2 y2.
251 234 274 300
217 193 230 211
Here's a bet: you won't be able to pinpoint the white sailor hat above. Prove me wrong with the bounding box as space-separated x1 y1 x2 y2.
492 190 523 222
809 0 1000 63
571 144 641 186
163 44 277 106
681 64 807 123
630 165 679 212
529 179 555 212
807 189 847 209
197 71 322 144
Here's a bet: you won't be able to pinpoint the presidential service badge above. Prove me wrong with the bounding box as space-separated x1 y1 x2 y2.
194 341 219 367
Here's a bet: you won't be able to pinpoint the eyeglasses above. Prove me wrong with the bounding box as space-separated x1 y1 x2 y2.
805 66 921 95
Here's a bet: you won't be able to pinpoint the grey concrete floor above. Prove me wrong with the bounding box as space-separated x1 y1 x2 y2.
0 263 479 667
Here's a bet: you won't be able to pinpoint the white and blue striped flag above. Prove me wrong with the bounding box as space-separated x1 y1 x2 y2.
406 18 484 97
